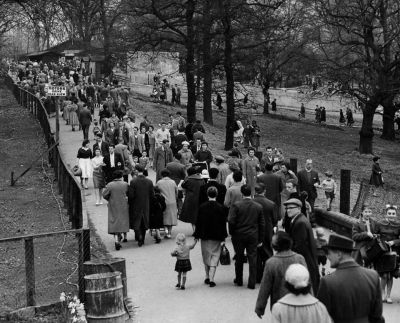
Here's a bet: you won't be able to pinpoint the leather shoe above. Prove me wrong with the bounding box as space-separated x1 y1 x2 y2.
234 278 243 286
209 282 216 288
138 240 144 247
204 278 210 285
115 242 121 250
247 284 255 290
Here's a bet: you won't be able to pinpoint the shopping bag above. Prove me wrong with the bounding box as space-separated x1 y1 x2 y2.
72 165 82 176
220 244 231 265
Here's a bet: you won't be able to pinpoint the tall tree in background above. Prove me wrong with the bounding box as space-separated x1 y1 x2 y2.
315 0 400 153
126 0 198 123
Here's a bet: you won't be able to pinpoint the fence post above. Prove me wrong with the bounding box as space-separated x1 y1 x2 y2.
340 169 351 215
289 158 298 175
24 238 36 306
78 229 90 302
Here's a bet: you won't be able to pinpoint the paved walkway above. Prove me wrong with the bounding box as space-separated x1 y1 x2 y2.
49 105 399 322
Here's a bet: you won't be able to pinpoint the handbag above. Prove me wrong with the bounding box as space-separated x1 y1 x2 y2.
72 165 82 176
364 237 389 263
220 244 231 265
375 250 398 273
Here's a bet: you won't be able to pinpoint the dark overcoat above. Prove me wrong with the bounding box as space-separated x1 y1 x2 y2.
369 162 383 187
253 194 278 259
128 175 154 231
257 171 283 207
317 260 384 323
287 213 320 294
180 174 205 225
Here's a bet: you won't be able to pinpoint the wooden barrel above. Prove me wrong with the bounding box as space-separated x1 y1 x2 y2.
83 258 128 298
85 272 125 323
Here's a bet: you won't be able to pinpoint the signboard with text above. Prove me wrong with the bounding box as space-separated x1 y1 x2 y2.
46 86 67 97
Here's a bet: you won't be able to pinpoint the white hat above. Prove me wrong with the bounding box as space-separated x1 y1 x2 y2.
182 141 189 146
201 169 209 179
285 264 309 289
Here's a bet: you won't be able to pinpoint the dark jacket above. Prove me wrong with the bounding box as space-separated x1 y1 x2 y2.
351 220 375 265
228 198 265 243
287 213 320 294
257 171 283 206
115 127 130 146
194 201 228 241
317 260 384 323
253 194 277 259
297 169 320 200
199 180 227 207
191 123 205 134
78 107 92 126
102 152 124 182
194 149 213 166
93 141 109 157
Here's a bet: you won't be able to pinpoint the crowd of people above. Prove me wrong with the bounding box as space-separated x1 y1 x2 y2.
10 60 396 322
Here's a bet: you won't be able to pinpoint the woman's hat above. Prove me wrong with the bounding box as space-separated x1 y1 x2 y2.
323 234 357 251
182 141 189 146
201 169 209 179
285 264 309 289
372 156 380 162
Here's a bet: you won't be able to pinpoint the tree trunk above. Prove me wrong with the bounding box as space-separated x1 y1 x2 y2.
202 0 213 125
185 0 197 123
359 104 376 154
381 101 396 140
221 0 235 150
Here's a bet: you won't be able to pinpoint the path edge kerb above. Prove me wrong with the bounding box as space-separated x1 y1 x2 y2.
3 72 88 229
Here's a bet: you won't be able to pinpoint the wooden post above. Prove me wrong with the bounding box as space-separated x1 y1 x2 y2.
24 238 36 306
289 158 298 175
83 229 91 262
340 169 351 215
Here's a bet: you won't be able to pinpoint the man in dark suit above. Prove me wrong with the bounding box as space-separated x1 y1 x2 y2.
297 158 320 212
283 198 320 294
253 183 278 283
93 134 109 157
190 138 202 155
317 235 384 323
199 167 227 206
115 120 130 145
78 105 92 140
228 185 265 289
257 163 283 215
260 146 275 171
128 165 155 247
103 145 124 183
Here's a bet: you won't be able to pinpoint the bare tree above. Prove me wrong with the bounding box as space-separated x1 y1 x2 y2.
315 0 400 153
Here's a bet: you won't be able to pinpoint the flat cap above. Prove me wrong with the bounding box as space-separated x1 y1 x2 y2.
283 198 302 207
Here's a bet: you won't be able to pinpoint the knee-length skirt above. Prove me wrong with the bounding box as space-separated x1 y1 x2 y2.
201 240 222 267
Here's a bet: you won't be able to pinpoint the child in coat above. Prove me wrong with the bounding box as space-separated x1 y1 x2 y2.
171 233 197 290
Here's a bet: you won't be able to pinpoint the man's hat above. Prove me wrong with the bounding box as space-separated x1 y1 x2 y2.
323 234 357 251
373 156 380 162
215 155 224 162
283 198 302 208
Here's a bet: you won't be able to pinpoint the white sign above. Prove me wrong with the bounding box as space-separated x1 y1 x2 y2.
47 86 67 97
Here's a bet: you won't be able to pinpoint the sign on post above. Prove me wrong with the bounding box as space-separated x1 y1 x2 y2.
46 86 67 97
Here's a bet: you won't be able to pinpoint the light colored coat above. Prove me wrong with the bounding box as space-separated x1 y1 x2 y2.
156 177 178 226
271 293 333 323
102 179 129 234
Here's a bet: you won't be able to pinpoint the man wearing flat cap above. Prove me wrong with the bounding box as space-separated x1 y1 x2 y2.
317 234 384 323
283 198 320 294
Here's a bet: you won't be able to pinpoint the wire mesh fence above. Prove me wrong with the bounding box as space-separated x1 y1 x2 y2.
0 229 90 314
